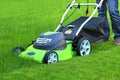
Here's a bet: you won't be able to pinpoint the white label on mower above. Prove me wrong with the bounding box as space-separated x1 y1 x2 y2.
36 38 52 43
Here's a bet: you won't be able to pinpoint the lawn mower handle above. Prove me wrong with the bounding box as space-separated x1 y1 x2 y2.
75 0 104 37
55 0 104 33
55 0 76 32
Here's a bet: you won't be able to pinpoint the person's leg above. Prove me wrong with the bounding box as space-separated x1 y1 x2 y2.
107 0 120 45
107 0 120 39
96 0 110 40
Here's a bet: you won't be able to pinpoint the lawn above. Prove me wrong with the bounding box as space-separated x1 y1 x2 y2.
0 0 120 80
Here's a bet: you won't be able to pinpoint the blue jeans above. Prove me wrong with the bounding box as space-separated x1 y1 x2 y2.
96 0 120 40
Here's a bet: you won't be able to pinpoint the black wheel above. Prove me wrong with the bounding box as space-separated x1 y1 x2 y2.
12 46 24 56
76 37 91 56
44 51 58 64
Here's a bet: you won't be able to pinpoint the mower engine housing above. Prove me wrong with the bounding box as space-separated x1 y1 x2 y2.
33 32 66 50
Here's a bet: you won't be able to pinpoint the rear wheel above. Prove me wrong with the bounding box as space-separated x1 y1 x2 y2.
12 46 24 56
76 37 91 56
44 51 58 64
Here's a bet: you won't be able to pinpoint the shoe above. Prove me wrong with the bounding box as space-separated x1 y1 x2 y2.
114 39 120 45
95 39 109 43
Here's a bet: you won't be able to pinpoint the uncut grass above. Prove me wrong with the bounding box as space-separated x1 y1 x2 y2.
1 0 120 80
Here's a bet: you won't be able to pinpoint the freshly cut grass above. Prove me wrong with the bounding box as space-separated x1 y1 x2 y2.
0 0 120 80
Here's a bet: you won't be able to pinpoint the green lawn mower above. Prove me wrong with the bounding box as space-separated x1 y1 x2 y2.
13 0 105 64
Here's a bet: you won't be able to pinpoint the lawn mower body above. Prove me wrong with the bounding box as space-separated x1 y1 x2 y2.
19 32 75 63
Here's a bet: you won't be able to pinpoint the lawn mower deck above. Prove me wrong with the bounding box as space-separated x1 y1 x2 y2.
19 32 74 63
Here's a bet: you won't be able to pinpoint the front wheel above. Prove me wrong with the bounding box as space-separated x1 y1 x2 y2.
12 46 24 56
44 51 58 64
76 37 91 56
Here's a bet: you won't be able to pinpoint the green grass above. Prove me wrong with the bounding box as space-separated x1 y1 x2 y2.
1 0 120 80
